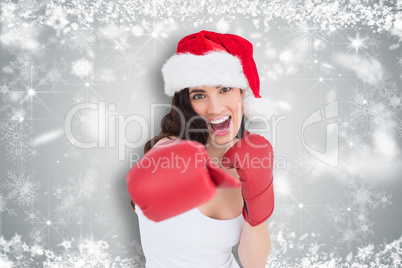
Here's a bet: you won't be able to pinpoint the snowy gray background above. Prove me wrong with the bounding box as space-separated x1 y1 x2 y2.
0 1 402 267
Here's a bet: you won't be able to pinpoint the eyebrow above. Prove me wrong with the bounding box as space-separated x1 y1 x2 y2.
189 86 222 95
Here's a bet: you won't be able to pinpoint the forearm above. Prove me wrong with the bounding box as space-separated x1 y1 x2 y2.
238 220 271 268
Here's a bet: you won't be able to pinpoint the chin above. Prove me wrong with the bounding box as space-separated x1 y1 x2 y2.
208 131 238 146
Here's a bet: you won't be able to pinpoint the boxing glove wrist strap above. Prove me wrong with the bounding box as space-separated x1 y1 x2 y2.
242 177 274 227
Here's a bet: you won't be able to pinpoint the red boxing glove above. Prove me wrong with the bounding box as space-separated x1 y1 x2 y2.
221 130 274 226
126 139 241 222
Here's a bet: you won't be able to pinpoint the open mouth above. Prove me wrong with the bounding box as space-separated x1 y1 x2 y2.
208 116 231 136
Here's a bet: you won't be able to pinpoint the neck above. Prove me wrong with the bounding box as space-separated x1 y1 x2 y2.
206 137 239 159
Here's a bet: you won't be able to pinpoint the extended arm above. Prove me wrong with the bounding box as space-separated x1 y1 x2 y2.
126 138 241 222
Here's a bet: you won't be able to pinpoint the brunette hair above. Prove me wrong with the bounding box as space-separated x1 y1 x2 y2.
144 87 245 154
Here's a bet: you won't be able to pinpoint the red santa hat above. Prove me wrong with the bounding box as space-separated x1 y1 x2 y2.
161 30 275 120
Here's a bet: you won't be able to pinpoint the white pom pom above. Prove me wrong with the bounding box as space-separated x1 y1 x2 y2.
242 96 276 120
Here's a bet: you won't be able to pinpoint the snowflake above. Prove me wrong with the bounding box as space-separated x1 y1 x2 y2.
339 138 372 168
324 205 347 226
36 40 50 54
73 111 90 126
0 76 17 102
273 229 297 254
216 18 230 32
71 58 94 79
68 168 99 200
28 224 47 246
337 115 358 140
66 28 96 53
44 5 70 36
374 75 399 100
52 183 64 199
294 152 325 180
131 25 144 36
54 190 85 224
358 220 375 239
38 58 70 92
5 103 31 122
349 84 384 132
118 70 131 84
30 244 45 257
377 190 393 209
0 121 34 164
346 177 382 211
1 20 23 45
336 219 362 251
55 195 85 225
349 84 375 107
58 239 73 251
52 167 99 225
94 211 110 227
50 233 138 266
299 53 320 74
386 91 402 113
342 158 364 178
74 233 111 262
71 89 87 104
286 20 332 48
0 193 17 216
4 167 40 208
64 140 83 159
325 175 394 251
352 208 376 239
24 207 42 222
116 48 143 75
354 208 369 224
8 48 46 83
366 34 382 52
356 243 375 261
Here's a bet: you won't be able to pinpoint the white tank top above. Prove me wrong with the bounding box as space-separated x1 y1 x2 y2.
136 205 244 267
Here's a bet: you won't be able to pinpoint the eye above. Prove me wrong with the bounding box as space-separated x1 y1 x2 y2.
221 87 232 93
193 94 204 100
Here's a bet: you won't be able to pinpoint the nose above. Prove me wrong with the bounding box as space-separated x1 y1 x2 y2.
206 96 225 116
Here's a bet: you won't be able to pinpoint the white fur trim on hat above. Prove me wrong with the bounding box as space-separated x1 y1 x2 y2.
161 51 249 96
242 93 276 120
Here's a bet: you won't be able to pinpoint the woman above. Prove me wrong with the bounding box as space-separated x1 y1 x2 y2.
127 30 275 268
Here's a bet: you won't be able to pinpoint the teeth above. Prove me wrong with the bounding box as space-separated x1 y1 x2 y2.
209 115 230 124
